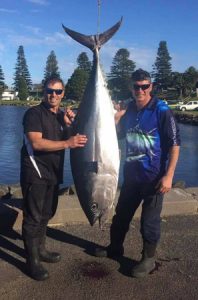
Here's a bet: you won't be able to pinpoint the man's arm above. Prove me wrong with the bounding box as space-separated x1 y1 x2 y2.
26 132 87 151
156 145 180 194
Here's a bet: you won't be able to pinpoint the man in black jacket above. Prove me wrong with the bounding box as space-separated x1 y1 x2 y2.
21 77 87 281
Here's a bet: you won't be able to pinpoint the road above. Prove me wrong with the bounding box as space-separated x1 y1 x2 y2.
0 215 197 300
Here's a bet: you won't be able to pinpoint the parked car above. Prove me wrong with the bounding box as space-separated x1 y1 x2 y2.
178 101 198 111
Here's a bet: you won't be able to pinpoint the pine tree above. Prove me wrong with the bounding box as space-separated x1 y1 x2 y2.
171 72 185 99
182 66 198 97
65 68 89 102
13 45 32 91
152 41 172 90
108 48 136 100
77 52 92 73
65 52 92 102
0 65 5 99
43 50 60 83
18 76 29 101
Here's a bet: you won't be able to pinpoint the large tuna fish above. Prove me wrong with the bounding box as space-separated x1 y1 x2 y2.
62 19 122 227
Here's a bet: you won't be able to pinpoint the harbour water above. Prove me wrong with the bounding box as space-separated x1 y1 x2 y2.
0 105 197 187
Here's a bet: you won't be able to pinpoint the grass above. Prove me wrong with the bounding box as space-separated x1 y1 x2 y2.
0 100 41 106
0 99 79 108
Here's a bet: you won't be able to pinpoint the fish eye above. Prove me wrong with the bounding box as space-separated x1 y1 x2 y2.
91 202 98 211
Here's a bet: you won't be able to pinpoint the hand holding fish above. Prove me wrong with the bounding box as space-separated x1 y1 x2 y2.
64 108 75 126
113 101 127 125
67 133 88 148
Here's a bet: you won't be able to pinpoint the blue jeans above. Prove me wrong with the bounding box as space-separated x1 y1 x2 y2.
110 181 163 248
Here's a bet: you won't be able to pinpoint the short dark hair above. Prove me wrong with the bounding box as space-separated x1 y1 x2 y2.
132 68 151 82
43 77 64 90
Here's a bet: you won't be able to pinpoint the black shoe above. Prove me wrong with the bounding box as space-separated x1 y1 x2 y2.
131 241 157 278
27 259 49 281
93 245 124 259
24 238 49 281
39 250 61 263
131 257 155 278
39 234 61 263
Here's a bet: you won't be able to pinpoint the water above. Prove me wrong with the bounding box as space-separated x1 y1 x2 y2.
0 105 197 187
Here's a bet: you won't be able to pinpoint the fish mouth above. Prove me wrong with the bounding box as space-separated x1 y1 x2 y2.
89 203 100 226
88 215 106 229
89 216 98 226
88 209 108 229
98 215 109 230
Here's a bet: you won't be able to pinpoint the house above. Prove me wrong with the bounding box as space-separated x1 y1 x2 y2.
1 89 18 100
30 83 43 99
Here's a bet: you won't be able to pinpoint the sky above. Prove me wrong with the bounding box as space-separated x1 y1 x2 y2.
0 0 197 87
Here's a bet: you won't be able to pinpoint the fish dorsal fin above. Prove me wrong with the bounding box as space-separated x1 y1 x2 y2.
62 17 123 51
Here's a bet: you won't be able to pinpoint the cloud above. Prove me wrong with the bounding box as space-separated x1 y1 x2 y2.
22 25 41 35
0 8 18 13
30 9 41 13
59 59 76 83
6 31 71 46
42 32 73 46
0 28 15 35
129 47 156 71
99 39 156 73
0 43 4 50
0 42 5 53
27 0 49 5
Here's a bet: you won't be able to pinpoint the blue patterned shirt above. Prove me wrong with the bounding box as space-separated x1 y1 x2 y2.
119 97 181 183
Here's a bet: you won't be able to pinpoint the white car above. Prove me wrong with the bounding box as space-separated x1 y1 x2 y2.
178 101 198 111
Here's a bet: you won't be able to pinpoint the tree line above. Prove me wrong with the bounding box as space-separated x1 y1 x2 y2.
0 41 198 101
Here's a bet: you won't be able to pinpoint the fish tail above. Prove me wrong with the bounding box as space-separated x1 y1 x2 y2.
62 17 123 51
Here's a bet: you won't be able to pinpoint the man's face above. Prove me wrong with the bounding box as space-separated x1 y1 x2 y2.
45 81 64 109
132 80 152 106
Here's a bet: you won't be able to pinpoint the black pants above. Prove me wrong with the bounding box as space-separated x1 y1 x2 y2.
21 183 59 240
110 181 163 248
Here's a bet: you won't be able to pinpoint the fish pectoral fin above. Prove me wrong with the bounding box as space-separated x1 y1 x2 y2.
84 161 98 173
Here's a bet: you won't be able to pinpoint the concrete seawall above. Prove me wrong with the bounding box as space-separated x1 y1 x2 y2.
174 112 198 125
0 184 197 231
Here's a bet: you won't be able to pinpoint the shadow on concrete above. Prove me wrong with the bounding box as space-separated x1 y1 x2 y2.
47 226 100 255
0 229 26 276
0 195 22 230
47 226 139 277
0 248 25 275
0 194 27 276
118 256 137 277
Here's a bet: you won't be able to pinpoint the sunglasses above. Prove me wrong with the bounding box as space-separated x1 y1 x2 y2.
133 84 151 91
46 88 63 95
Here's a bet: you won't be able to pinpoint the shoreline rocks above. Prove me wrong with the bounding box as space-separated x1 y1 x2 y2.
0 183 197 231
174 112 198 126
0 182 198 205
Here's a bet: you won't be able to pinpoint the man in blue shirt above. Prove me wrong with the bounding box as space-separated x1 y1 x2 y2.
94 69 180 278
